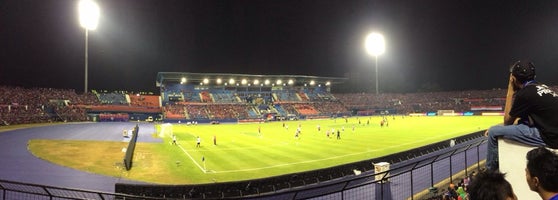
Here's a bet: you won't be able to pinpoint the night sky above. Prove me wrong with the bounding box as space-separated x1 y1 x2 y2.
1 0 558 93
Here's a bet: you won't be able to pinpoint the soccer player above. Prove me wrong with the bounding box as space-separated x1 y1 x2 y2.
213 135 217 146
336 130 341 140
196 136 201 148
172 134 177 145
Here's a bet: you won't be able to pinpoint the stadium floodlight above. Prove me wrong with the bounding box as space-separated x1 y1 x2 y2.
326 81 331 86
253 79 259 85
216 78 222 84
79 0 99 30
78 0 100 94
276 80 282 85
264 80 270 85
365 32 385 95
310 80 315 85
241 79 248 85
181 77 187 84
229 78 235 84
203 78 209 84
288 79 294 85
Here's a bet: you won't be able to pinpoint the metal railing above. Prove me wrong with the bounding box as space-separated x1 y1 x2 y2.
0 179 169 200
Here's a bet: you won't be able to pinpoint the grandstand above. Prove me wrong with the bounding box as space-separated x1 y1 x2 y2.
156 72 348 123
0 72 534 126
2 73 557 199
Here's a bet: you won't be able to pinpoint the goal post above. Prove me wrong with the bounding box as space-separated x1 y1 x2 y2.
437 110 455 116
159 123 173 138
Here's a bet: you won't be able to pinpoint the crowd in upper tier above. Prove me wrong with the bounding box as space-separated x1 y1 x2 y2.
2 84 557 125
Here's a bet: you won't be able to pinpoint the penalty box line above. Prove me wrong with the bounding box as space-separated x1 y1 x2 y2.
177 144 206 173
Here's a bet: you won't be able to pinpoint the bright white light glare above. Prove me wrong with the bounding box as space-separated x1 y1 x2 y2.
253 79 259 85
276 80 282 85
180 77 186 84
79 0 100 30
288 79 294 85
326 81 331 86
203 78 209 84
365 32 385 56
310 80 315 85
264 80 270 85
216 78 222 84
241 79 248 85
229 78 235 84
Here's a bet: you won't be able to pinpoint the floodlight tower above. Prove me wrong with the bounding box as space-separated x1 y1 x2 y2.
79 0 100 93
365 32 385 95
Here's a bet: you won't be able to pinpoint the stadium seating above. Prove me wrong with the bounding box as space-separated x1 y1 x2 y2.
0 86 99 125
4 84 558 125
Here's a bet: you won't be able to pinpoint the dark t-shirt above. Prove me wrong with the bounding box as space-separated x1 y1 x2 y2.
510 84 558 148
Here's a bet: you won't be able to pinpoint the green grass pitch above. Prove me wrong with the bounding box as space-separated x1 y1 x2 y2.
154 116 500 184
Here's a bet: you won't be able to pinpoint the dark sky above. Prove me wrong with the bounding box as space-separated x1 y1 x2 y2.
1 0 558 93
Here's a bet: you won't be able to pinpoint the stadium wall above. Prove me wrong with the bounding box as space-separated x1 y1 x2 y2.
162 118 237 124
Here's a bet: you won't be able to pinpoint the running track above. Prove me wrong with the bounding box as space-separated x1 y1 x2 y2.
0 122 160 192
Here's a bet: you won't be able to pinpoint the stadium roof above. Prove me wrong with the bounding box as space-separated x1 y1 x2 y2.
156 72 347 87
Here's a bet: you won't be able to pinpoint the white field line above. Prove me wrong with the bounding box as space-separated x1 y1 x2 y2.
177 144 206 173
211 128 474 174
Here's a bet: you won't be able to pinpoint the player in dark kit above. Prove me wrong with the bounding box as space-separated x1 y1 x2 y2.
485 60 558 171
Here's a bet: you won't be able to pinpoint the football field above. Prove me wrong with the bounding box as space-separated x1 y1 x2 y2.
28 116 501 184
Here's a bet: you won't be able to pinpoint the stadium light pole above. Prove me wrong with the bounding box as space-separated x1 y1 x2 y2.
365 32 385 95
79 0 100 93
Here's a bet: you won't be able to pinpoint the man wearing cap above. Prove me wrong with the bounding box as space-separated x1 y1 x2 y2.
484 60 558 171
